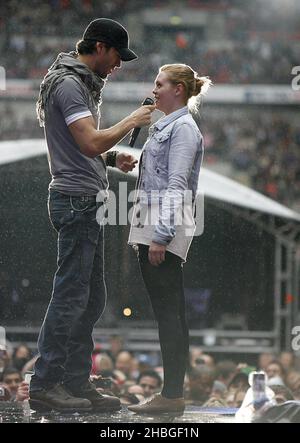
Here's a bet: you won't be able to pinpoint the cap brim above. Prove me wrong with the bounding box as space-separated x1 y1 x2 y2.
118 48 138 61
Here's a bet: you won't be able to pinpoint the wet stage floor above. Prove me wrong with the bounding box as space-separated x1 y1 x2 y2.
0 402 236 423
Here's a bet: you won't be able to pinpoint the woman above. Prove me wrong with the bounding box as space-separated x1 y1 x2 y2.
128 64 211 414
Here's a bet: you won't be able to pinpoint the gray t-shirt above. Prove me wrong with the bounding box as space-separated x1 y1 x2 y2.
44 76 108 195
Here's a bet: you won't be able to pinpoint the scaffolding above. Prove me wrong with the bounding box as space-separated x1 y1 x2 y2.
210 201 300 353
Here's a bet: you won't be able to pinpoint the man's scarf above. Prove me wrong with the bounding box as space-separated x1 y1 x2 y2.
36 51 106 127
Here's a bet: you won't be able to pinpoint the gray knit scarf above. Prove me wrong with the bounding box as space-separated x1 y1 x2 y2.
36 51 106 127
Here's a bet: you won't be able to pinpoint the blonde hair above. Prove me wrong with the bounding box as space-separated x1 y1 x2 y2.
159 63 212 117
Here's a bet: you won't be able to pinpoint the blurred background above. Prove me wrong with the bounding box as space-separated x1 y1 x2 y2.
1 0 300 205
1 0 300 405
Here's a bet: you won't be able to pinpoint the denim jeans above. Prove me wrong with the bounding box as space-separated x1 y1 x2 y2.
30 190 107 392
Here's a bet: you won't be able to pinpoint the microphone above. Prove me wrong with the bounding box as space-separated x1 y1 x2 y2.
129 97 155 147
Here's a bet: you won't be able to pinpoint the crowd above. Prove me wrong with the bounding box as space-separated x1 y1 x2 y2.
202 109 300 209
0 0 298 84
112 30 298 85
2 31 297 85
1 339 300 409
1 1 299 208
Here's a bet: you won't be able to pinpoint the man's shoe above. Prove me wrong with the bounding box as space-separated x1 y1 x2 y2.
128 393 185 415
69 381 121 412
29 384 92 413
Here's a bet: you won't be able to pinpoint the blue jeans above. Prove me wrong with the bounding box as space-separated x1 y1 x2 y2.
30 190 107 392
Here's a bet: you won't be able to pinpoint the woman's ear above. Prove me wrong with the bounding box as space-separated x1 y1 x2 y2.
175 83 184 97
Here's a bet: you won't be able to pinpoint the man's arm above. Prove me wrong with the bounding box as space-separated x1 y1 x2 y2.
103 150 138 172
68 105 155 158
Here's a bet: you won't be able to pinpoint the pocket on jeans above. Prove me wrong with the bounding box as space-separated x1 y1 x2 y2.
70 197 95 212
50 208 75 231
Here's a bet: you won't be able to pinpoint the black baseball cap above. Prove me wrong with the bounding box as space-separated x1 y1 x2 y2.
83 18 138 62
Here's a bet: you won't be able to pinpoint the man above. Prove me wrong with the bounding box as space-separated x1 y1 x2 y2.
2 367 23 401
29 18 155 413
115 351 135 380
137 370 162 399
186 366 215 405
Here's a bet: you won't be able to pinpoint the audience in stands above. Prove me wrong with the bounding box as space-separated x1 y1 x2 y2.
1 339 300 410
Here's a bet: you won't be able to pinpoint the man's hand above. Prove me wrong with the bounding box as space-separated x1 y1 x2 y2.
16 381 29 402
116 153 138 173
148 241 167 266
130 104 156 128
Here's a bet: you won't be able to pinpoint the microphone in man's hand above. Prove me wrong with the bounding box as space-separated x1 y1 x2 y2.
129 97 155 147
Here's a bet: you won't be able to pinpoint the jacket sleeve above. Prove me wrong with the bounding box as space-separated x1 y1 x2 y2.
152 123 202 245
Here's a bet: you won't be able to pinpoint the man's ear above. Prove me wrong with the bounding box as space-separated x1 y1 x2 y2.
96 41 106 55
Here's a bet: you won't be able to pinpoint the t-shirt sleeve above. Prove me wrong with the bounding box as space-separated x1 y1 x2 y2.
54 77 92 126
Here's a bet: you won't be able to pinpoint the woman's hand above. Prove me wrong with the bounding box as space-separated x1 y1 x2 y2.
148 242 166 266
